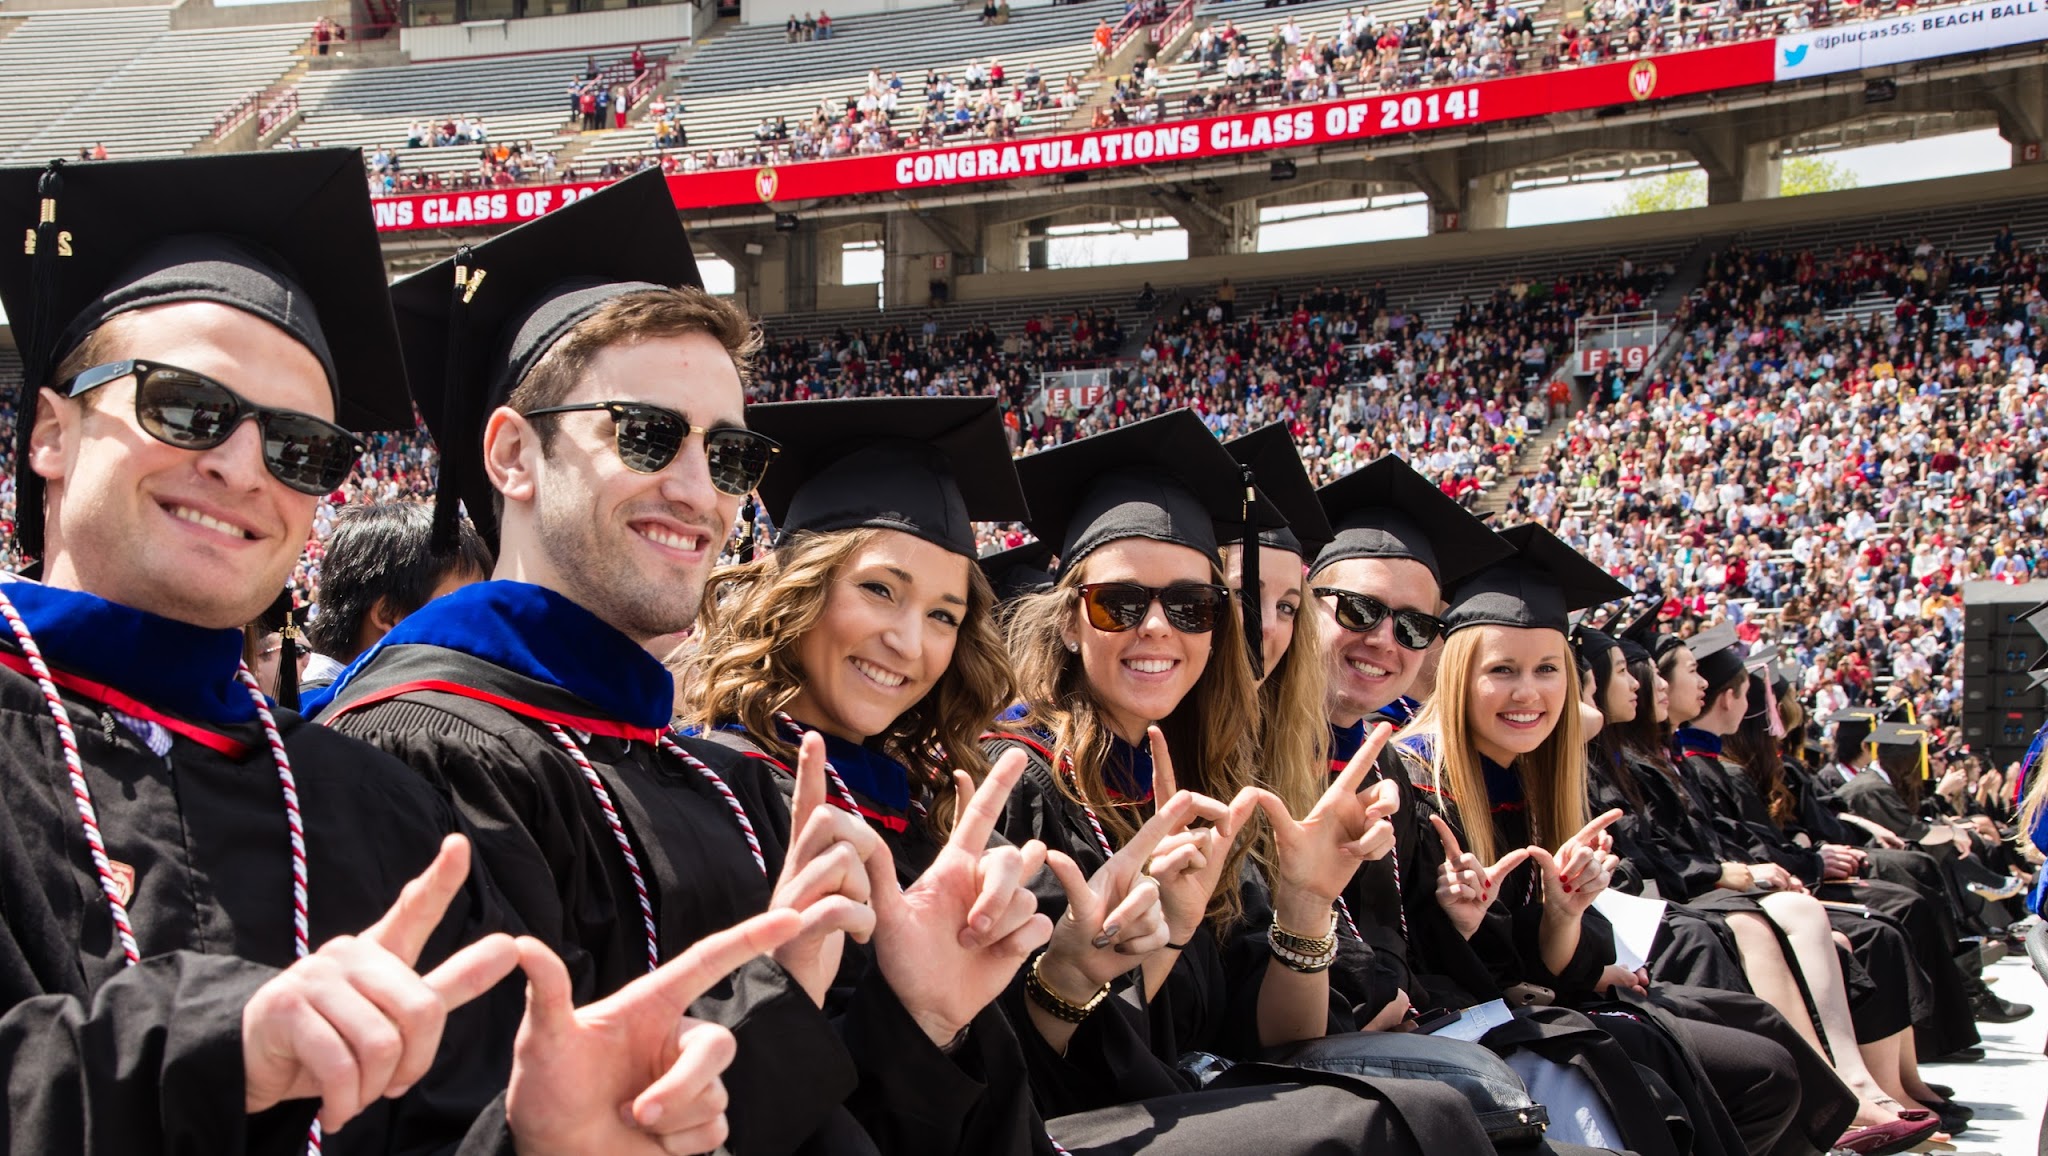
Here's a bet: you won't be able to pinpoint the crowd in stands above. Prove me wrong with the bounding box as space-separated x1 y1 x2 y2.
1493 223 2048 741
784 10 836 41
367 135 561 194
505 0 1985 183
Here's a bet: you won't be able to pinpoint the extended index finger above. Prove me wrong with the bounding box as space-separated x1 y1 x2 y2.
361 834 471 967
1428 813 1465 861
789 733 830 857
1564 808 1625 854
949 748 1026 854
1148 726 1177 802
620 908 805 1021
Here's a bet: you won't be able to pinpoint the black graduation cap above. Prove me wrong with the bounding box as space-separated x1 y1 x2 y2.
1687 623 1746 690
388 169 700 550
1571 621 1622 676
1309 454 1510 586
1013 409 1249 574
0 150 412 559
744 396 1026 558
1869 721 1933 748
979 538 1057 605
1441 523 1632 636
1221 422 1335 559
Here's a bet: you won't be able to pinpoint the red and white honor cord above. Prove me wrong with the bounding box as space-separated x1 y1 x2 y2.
773 711 862 815
0 588 321 1153
545 723 661 975
659 733 767 877
1054 752 1119 861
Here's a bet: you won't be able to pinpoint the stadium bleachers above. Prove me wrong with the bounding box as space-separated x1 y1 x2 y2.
572 0 1116 171
0 8 308 164
290 41 679 185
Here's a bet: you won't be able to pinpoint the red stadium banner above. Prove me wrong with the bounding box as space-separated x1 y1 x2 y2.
371 41 1776 230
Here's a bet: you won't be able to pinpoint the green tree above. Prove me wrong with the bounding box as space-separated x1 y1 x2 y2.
1606 171 1707 216
1779 155 1860 197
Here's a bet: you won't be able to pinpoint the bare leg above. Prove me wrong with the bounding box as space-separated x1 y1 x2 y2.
1725 912 1826 1057
1895 1027 1943 1104
1754 892 1902 1126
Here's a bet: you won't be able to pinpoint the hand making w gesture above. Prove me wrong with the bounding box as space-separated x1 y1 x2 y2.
1528 809 1624 919
1250 721 1401 914
1144 726 1262 949
868 748 1055 1048
1430 814 1532 939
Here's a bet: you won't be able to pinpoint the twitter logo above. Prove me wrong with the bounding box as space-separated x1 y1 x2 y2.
1783 44 1809 66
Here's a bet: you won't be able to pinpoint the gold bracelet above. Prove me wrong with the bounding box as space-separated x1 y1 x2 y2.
1270 910 1339 957
1026 952 1112 1024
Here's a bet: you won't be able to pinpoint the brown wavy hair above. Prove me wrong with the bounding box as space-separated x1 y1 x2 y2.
1404 627 1588 867
680 528 1014 837
996 552 1259 928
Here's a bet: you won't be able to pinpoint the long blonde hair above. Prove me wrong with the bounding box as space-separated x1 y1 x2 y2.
682 528 1014 836
1250 577 1331 826
2018 756 2047 850
998 552 1258 927
1403 626 1587 866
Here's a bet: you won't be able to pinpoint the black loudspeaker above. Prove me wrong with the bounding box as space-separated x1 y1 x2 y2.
1961 584 2048 765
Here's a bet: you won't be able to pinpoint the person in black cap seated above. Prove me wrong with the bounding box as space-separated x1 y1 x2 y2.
318 170 1013 1154
0 150 536 1155
1669 631 1975 1137
1220 422 1340 840
980 537 1058 620
1300 456 1510 1022
986 411 1479 1156
680 395 1072 1154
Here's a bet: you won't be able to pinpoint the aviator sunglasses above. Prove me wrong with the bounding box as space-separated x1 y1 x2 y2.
64 360 364 496
522 401 779 496
1078 582 1234 635
1314 587 1445 651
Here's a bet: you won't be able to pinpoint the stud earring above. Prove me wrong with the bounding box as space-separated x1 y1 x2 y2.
1066 640 1079 653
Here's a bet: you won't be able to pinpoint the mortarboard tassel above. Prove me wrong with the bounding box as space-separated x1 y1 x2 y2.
1239 464 1263 682
432 246 484 554
17 160 67 564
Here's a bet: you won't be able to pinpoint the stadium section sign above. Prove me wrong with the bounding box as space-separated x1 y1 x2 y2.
1774 0 2048 80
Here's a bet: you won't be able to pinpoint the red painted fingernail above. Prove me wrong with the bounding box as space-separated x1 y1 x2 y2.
1562 884 1573 893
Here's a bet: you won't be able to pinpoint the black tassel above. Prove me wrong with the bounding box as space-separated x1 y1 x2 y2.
1239 464 1263 682
432 246 483 555
17 160 66 563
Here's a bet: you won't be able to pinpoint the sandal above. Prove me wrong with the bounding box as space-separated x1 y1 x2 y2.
1834 1117 1942 1155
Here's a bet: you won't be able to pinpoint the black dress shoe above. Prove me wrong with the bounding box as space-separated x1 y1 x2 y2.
1933 1045 1986 1062
1972 990 2034 1023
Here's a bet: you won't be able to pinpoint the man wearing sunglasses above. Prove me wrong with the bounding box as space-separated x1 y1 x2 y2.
0 151 538 1154
1306 456 1513 988
321 171 1034 1155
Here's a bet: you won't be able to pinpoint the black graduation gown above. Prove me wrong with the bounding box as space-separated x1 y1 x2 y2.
983 731 1465 1156
0 587 514 1156
698 724 1057 1156
1673 739 1972 1054
318 582 864 1155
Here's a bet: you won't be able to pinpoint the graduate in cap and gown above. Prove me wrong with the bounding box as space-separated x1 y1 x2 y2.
317 170 890 1153
680 395 1071 1155
1304 454 1512 1015
1393 524 1797 1156
984 411 1486 1155
0 150 528 1155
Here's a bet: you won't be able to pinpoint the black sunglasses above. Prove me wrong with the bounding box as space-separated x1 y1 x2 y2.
522 401 778 496
1079 581 1233 634
64 360 363 496
1314 587 1445 651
